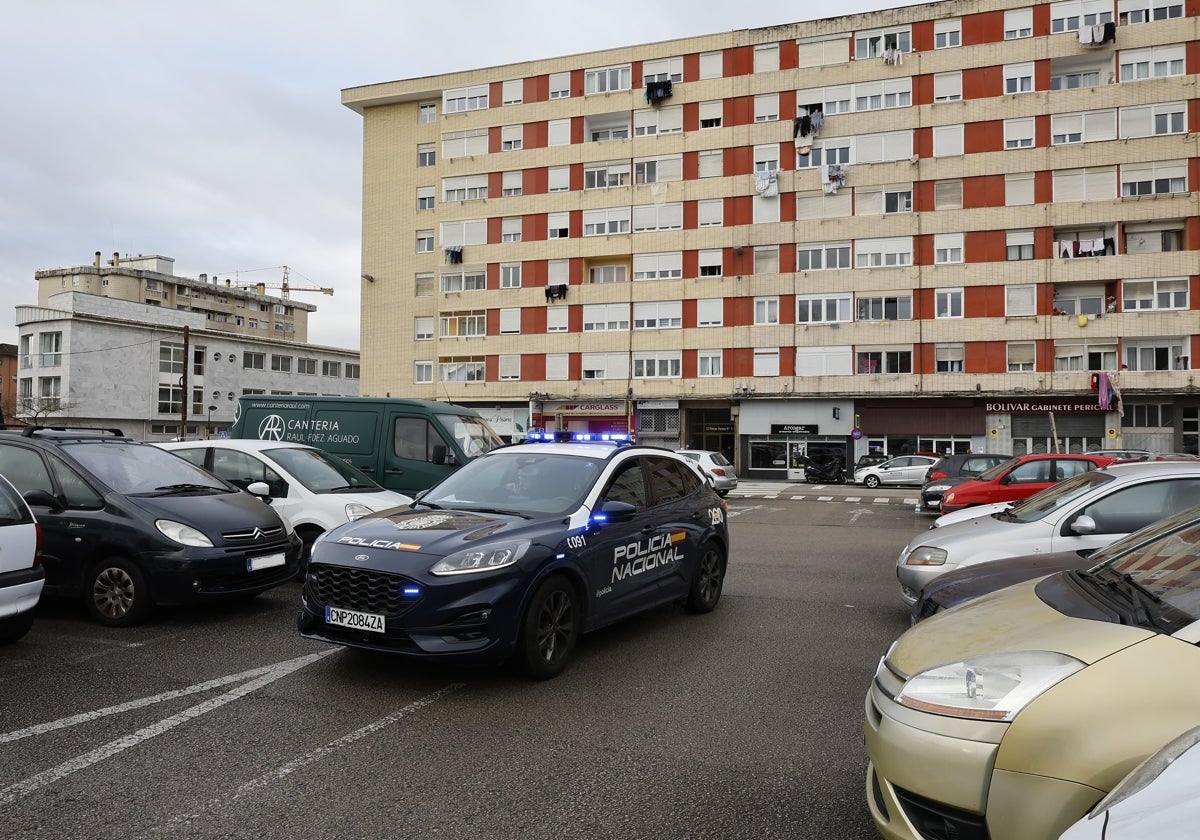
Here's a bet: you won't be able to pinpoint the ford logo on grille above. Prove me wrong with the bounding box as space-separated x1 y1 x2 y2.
354 554 370 562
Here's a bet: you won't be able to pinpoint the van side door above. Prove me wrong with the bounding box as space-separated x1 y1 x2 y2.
381 414 461 495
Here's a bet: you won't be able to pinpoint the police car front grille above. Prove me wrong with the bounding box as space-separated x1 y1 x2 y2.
310 565 419 616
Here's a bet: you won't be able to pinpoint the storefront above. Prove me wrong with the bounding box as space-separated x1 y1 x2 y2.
854 399 988 459
983 398 1116 454
737 400 854 480
530 399 631 436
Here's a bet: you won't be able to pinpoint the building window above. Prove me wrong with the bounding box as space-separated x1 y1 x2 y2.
547 212 569 239
754 297 780 325
935 343 964 372
440 312 486 338
417 143 435 167
1005 8 1033 38
546 308 568 333
502 79 523 106
1004 117 1035 149
934 235 964 265
934 180 963 210
935 288 964 318
585 160 631 189
1123 277 1188 311
1051 1 1113 33
549 72 570 99
443 84 488 113
156 384 182 415
345 364 360 379
1120 45 1185 81
754 94 779 122
502 170 522 196
417 230 434 253
1126 340 1188 371
698 351 722 377
297 358 317 375
415 273 434 297
634 105 683 135
933 72 962 102
415 317 434 341
753 144 779 172
934 19 961 49
698 51 723 79
1051 110 1117 145
589 264 627 285
1123 1 1183 24
1004 63 1034 94
1007 230 1035 261
1006 172 1035 206
414 361 433 384
698 250 723 278
753 348 780 377
856 295 912 321
796 243 851 271
1121 160 1187 197
583 207 631 236
440 271 486 293
500 263 521 289
442 128 488 158
633 252 682 281
855 238 913 268
933 124 964 157
497 355 520 381
632 202 684 233
754 246 779 276
418 102 436 123
322 361 342 377
583 303 630 332
855 27 911 59
699 100 722 129
442 174 487 202
585 64 631 94
242 352 265 370
547 166 569 192
634 154 682 184
632 301 682 329
698 199 723 227
796 294 852 323
697 298 723 327
40 332 63 366
548 118 571 146
1054 341 1117 371
633 352 682 379
697 149 723 178
271 354 292 373
1008 342 1036 371
581 352 629 381
753 43 780 73
417 186 435 210
501 124 523 151
856 349 912 374
1120 102 1187 138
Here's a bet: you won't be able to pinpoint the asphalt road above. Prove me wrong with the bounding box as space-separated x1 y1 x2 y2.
1 489 929 840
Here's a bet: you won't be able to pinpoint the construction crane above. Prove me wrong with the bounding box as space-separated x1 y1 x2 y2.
244 266 334 299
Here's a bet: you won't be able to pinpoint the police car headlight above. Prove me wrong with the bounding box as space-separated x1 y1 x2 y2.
156 519 213 547
430 540 530 576
905 546 948 566
345 503 373 522
897 651 1084 721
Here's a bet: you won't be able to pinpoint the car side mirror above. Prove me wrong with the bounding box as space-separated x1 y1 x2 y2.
432 444 457 466
23 489 64 513
592 499 637 525
1070 514 1097 535
245 481 272 502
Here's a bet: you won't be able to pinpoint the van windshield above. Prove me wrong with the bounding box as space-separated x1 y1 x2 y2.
435 413 504 458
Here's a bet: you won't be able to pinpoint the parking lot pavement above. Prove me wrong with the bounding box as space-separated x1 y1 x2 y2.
729 481 921 507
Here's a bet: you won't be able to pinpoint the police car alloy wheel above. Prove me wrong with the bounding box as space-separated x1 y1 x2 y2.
686 541 726 613
517 575 580 679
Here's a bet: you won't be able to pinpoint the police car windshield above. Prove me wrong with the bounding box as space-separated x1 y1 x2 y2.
435 413 505 459
421 452 603 516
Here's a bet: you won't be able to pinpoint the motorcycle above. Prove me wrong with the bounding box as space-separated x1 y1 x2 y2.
804 460 846 484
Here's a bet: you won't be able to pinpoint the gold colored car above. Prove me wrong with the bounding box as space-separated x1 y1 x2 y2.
865 509 1200 840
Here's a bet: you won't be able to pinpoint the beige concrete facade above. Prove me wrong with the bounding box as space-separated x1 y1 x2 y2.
346 0 1200 468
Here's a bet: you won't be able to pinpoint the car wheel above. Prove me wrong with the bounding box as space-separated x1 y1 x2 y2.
86 557 153 627
0 609 35 644
516 575 579 680
716 489 729 498
685 541 726 614
864 475 881 489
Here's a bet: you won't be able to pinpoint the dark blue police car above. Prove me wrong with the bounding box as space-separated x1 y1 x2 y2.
298 433 730 678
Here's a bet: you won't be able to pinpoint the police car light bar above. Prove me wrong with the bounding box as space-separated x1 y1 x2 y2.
525 431 634 444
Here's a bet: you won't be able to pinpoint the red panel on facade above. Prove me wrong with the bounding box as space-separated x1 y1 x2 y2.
525 121 547 149
569 163 584 192
1034 171 1053 205
570 116 584 144
963 175 1005 209
972 341 1008 374
1034 59 1051 92
1032 3 1051 36
726 46 753 77
525 353 545 381
911 19 934 52
682 249 698 280
682 102 699 132
725 297 753 327
681 348 697 378
683 200 698 230
523 215 541 244
487 125 501 154
488 171 503 200
1034 114 1051 148
1035 228 1055 262
525 168 547 195
914 127 933 160
725 196 752 227
965 120 1002 154
570 69 585 97
525 76 546 104
725 96 753 128
778 91 796 128
725 145 752 176
486 220 502 248
965 285 1004 318
912 74 933 107
779 40 798 69
486 308 499 334
683 52 699 82
489 81 503 110
963 66 1001 100
913 287 934 320
726 348 753 378
966 230 1006 263
913 180 934 212
682 150 699 180
569 211 583 239
914 234 934 266
525 260 546 286
962 10 1002 45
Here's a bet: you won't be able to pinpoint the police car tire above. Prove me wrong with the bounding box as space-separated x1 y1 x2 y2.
86 556 154 627
685 541 726 614
517 575 579 680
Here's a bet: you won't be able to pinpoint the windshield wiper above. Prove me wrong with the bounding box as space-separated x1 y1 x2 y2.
145 483 223 496
1092 567 1164 630
464 507 532 519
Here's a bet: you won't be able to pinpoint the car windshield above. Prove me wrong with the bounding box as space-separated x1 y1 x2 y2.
1094 516 1200 623
1002 471 1112 523
265 446 384 493
69 442 228 495
975 456 1022 482
421 451 604 517
435 413 505 459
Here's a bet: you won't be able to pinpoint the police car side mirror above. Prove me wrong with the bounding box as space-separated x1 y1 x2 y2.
593 500 637 525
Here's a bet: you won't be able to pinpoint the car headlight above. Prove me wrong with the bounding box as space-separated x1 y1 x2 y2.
925 483 952 493
156 519 213 547
897 651 1085 721
430 539 530 576
345 503 373 521
905 545 948 566
943 491 957 504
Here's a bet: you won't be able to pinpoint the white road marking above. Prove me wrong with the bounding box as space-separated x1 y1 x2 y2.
0 650 334 807
165 683 465 828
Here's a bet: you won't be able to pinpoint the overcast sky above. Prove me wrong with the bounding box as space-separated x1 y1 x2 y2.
1 0 906 351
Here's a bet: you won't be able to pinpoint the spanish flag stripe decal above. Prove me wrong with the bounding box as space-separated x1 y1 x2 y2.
670 531 686 544
398 543 421 551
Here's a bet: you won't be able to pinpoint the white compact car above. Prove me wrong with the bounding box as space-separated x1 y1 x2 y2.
0 472 44 643
157 439 412 563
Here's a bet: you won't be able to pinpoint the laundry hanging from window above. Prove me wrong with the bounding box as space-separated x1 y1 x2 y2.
444 245 463 264
821 163 847 194
644 80 673 104
753 170 778 197
544 284 568 301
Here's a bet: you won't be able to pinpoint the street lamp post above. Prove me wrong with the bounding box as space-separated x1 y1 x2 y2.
207 405 218 439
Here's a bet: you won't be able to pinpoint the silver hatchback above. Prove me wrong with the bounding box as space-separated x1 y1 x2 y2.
676 450 738 496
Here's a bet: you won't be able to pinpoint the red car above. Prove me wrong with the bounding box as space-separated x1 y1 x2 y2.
939 452 1117 513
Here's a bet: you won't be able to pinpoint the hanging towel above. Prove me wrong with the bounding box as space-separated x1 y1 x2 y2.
1097 372 1111 409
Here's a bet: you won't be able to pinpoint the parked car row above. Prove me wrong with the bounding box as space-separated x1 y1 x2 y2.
870 456 1200 838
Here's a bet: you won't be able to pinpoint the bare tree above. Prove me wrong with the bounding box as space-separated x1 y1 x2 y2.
14 396 72 426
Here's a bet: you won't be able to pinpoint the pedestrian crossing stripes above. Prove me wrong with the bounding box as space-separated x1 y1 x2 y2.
729 483 918 506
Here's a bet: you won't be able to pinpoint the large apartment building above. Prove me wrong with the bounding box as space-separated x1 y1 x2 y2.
344 0 1200 478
